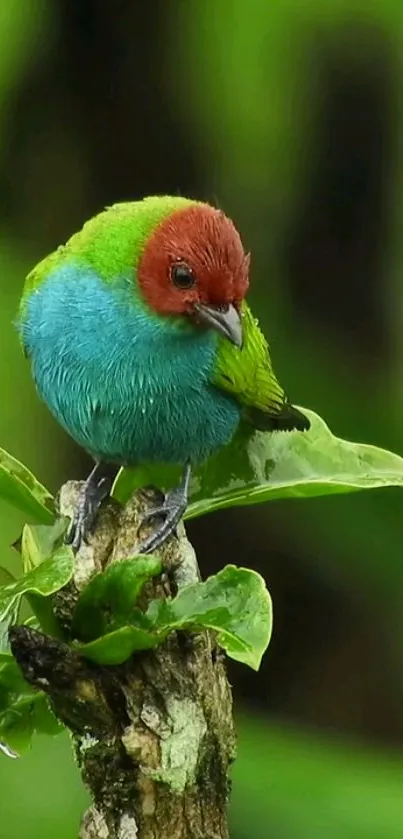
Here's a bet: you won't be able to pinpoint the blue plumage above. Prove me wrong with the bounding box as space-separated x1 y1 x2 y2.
20 264 241 465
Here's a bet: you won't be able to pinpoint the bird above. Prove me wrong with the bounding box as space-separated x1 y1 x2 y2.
18 195 310 554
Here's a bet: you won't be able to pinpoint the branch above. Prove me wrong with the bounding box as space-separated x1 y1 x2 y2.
10 481 236 839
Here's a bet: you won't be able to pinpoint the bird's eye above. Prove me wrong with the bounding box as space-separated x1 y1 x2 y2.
170 261 196 290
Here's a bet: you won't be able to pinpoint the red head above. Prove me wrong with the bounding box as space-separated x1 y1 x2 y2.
137 203 250 347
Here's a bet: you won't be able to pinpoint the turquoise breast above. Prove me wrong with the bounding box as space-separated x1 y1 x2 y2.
19 264 241 465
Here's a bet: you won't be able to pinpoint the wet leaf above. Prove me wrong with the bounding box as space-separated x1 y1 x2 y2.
0 598 20 656
0 657 62 756
113 409 403 518
0 546 74 634
76 623 163 665
0 740 18 759
18 522 70 636
78 566 272 670
148 565 272 670
0 447 54 523
72 555 162 641
20 519 69 573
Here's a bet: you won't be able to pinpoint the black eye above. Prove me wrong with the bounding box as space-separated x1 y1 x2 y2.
170 261 196 290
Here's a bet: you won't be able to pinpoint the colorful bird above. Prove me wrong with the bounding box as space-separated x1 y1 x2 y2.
18 196 310 553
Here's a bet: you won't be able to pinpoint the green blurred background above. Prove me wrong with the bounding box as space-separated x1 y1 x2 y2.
1 1 403 836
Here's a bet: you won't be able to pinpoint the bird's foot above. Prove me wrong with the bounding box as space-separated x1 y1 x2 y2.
137 462 191 554
66 461 119 551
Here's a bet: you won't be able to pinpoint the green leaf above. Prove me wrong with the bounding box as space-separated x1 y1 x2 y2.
0 740 18 759
113 409 403 518
148 565 272 670
18 522 70 636
113 465 156 505
78 565 272 670
0 568 15 586
72 555 162 641
20 519 69 573
0 653 13 664
0 657 63 756
0 447 54 523
22 615 41 630
34 696 64 737
0 546 74 633
76 624 163 665
0 569 18 655
0 598 20 656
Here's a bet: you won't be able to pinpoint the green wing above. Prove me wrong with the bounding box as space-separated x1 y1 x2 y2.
212 302 309 432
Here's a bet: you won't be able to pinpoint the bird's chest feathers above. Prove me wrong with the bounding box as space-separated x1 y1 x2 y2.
22 268 240 463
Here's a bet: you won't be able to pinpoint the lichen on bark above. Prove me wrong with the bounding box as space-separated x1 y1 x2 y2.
10 481 236 839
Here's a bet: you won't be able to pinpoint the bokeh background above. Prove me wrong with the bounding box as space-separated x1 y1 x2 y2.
1 1 403 837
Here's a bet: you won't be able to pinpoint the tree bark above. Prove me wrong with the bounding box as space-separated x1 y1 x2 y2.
10 482 236 839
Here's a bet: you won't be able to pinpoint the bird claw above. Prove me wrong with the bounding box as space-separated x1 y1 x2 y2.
65 462 119 552
137 460 191 555
140 501 175 527
137 489 187 554
65 488 96 551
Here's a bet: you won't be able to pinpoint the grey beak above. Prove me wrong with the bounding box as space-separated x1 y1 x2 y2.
193 302 243 348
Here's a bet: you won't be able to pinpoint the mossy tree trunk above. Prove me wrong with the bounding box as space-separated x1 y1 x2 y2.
10 483 236 839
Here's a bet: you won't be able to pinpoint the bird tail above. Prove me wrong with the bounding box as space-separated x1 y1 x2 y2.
245 403 310 433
